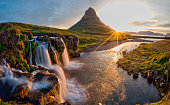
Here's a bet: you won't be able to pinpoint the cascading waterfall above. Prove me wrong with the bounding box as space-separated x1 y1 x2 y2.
51 46 59 65
0 59 32 93
60 38 70 68
29 41 32 65
35 41 67 103
35 42 52 67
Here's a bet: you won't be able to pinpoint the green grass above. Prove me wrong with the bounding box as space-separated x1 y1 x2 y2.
117 40 170 74
0 22 75 35
0 22 135 51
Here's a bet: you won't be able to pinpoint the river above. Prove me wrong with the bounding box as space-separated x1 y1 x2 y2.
65 41 161 105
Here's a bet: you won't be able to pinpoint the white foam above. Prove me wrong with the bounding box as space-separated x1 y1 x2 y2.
66 78 88 104
32 79 50 91
64 61 85 70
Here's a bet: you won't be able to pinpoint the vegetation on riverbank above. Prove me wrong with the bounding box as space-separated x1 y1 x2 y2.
117 39 170 103
117 40 170 77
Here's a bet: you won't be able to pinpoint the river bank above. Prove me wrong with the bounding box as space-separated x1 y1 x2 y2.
117 39 170 104
82 38 154 52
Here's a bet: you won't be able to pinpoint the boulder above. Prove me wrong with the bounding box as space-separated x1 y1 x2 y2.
11 83 30 102
141 73 147 78
28 70 60 105
147 71 153 80
127 71 132 75
133 71 138 79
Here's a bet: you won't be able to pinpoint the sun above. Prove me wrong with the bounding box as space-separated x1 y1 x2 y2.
98 1 152 32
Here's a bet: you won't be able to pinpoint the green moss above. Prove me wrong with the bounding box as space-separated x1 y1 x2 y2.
0 42 6 52
0 99 11 105
31 39 37 57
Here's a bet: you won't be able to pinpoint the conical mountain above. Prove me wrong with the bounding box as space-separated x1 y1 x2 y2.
69 7 115 34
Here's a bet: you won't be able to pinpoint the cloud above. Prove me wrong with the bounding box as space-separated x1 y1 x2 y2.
146 28 170 33
129 20 170 29
0 0 111 29
129 21 157 27
158 23 170 28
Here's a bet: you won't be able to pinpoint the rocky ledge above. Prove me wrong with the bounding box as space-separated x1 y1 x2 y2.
0 59 71 105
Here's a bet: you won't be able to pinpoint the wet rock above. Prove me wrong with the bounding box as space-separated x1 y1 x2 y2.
27 70 60 104
11 83 30 101
147 71 153 80
48 100 72 105
13 71 33 81
133 71 138 79
153 71 158 80
160 93 165 97
159 82 165 88
70 50 80 58
127 71 132 75
141 73 147 78
122 51 127 56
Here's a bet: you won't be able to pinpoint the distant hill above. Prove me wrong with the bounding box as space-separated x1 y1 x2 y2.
0 22 75 35
123 31 164 36
69 7 115 35
137 31 164 36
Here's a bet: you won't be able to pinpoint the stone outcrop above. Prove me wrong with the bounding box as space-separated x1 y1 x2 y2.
0 59 63 105
37 35 80 58
0 29 20 49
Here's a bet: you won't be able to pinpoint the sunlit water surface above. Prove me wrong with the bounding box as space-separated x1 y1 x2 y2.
66 42 160 105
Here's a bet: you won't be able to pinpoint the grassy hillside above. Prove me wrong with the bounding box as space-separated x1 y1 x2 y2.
0 22 75 35
0 22 134 51
69 23 114 35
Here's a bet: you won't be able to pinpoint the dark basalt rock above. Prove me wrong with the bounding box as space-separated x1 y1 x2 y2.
127 71 132 75
133 71 138 79
11 83 30 102
147 71 153 81
37 35 80 58
0 60 63 105
28 70 60 105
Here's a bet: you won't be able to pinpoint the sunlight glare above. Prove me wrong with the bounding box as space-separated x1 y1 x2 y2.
98 1 152 32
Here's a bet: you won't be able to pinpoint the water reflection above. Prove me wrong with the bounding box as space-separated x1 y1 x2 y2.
67 42 160 105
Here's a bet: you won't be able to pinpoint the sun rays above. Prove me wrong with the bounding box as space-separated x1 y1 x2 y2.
91 30 128 52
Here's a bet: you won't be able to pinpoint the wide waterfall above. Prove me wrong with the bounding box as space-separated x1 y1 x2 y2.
61 38 70 68
29 41 32 65
35 41 67 103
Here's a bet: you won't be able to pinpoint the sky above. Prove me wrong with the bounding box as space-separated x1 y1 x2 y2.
0 0 170 34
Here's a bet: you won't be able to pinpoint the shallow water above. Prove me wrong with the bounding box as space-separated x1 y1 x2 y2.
66 42 160 105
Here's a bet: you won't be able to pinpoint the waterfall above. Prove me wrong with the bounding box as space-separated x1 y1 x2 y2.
35 41 67 103
0 59 32 93
51 46 59 65
29 41 32 65
35 42 52 67
60 38 70 68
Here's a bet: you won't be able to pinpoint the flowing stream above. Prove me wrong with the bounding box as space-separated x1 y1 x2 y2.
66 42 161 105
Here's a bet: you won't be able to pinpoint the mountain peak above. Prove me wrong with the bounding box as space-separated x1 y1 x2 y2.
69 7 115 34
81 7 98 21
